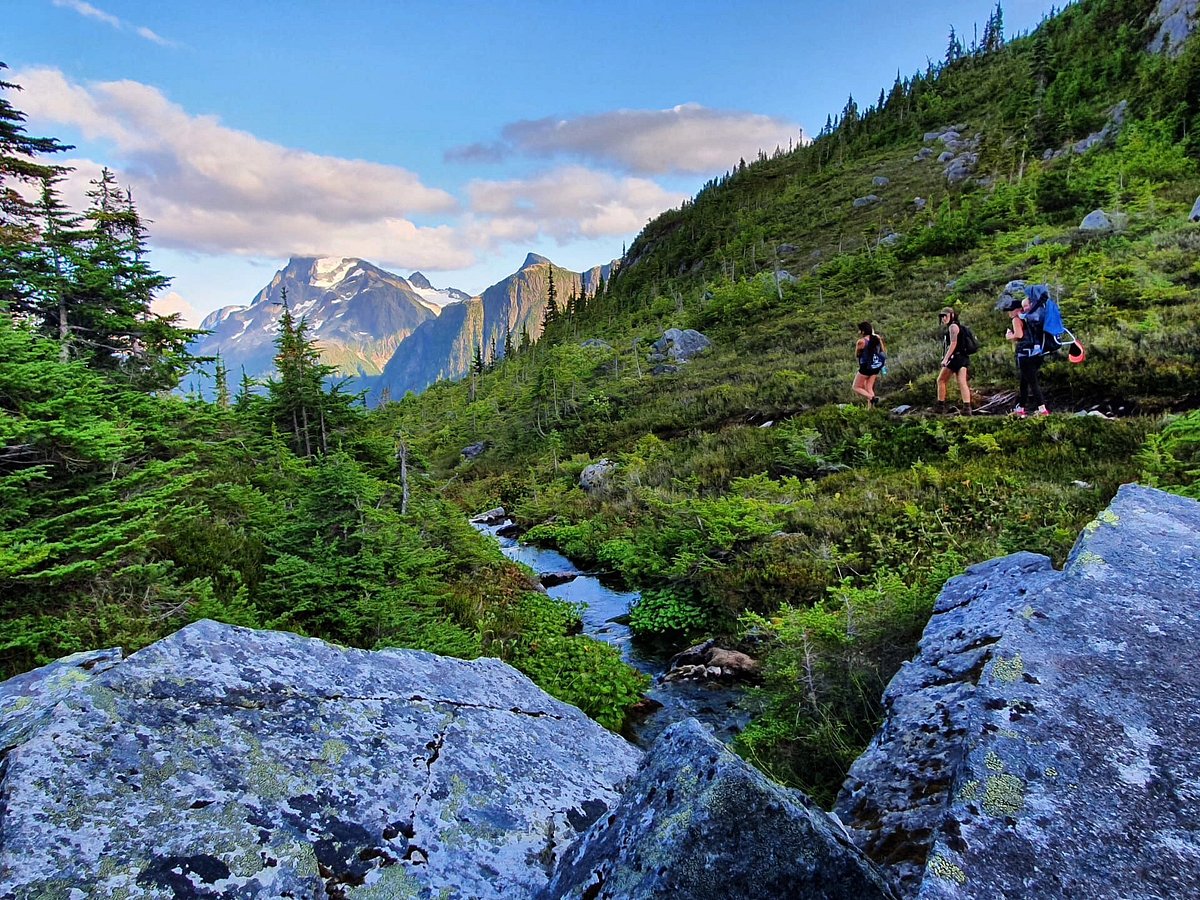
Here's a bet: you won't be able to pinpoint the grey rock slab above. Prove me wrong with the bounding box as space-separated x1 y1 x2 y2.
937 151 955 164
0 620 642 899
836 485 1200 900
579 459 617 493
774 269 797 284
650 328 711 363
542 719 900 900
874 176 891 187
1190 195 1200 222
1080 209 1115 232
0 647 122 753
580 338 612 350
854 195 882 208
836 553 1060 896
1151 0 1200 55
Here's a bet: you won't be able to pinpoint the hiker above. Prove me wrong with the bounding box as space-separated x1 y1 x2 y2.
1000 288 1049 417
852 321 886 408
936 306 974 413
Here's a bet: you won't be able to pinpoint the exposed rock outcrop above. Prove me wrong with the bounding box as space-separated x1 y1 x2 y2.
648 328 712 364
0 620 641 899
1150 0 1200 55
542 719 900 900
836 485 1200 899
579 459 617 493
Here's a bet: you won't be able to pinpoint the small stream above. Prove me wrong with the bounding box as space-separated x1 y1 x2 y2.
475 519 751 747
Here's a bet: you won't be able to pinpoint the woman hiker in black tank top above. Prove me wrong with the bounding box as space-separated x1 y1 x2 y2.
852 321 886 408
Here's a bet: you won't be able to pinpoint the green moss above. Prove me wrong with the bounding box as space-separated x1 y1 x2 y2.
1097 509 1120 527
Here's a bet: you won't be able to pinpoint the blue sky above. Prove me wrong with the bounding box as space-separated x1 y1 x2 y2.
7 0 1059 324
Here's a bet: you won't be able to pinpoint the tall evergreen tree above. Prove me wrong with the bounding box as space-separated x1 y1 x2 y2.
267 289 348 457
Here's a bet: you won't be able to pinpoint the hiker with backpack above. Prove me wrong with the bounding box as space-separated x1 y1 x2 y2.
936 306 976 413
999 284 1051 417
852 321 886 408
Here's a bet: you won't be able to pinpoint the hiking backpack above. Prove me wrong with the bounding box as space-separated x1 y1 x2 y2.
956 324 980 355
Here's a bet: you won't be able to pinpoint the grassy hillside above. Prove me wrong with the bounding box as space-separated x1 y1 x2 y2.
386 0 1200 803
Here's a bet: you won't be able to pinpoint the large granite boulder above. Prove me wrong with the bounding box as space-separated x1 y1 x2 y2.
836 485 1200 899
0 620 641 899
649 328 712 364
542 719 900 899
579 458 617 493
1189 194 1200 222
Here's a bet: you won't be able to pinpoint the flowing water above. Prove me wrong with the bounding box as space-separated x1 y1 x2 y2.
475 519 751 747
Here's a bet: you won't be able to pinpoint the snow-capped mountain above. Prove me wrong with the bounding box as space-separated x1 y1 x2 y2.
407 271 471 313
188 257 468 394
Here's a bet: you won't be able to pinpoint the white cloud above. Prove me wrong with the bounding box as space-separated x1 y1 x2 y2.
465 166 688 244
452 104 807 176
15 67 473 272
151 291 199 327
51 0 174 46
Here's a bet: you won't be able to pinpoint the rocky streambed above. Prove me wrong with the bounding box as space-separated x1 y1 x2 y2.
472 514 754 746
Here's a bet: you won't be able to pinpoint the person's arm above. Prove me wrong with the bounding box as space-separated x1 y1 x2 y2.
855 336 867 358
1006 317 1024 343
877 334 887 353
942 324 958 366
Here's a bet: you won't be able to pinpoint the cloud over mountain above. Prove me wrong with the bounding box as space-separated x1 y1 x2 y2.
450 104 806 176
15 67 472 270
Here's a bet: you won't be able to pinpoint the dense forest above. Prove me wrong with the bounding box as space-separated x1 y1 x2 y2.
4 0 1200 808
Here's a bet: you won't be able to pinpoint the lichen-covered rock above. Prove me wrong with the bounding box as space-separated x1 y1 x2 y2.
0 620 641 899
837 485 1200 900
874 176 891 187
541 719 900 899
470 506 507 525
649 328 712 363
854 194 882 208
579 459 617 493
0 647 123 752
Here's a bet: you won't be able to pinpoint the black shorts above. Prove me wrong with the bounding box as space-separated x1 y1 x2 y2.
945 353 970 373
858 363 883 377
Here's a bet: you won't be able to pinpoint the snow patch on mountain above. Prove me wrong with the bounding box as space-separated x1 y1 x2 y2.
311 257 359 290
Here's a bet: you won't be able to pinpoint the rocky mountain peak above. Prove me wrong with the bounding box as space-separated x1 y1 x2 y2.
522 252 552 269
408 271 433 290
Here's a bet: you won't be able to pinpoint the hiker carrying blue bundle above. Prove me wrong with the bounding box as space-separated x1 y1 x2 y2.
998 284 1055 417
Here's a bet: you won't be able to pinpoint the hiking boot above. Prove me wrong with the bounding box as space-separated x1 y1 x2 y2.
869 397 880 408
1035 405 1050 417
1011 406 1027 418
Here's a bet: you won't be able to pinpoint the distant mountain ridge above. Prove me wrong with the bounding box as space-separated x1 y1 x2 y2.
187 253 614 402
368 253 614 403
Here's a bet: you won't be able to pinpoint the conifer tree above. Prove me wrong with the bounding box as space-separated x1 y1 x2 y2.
503 329 514 361
267 288 347 457
542 263 560 333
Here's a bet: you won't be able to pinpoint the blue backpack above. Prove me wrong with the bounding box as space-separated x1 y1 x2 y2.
860 335 886 370
1021 284 1072 357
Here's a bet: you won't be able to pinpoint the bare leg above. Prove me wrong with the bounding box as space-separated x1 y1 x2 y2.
956 367 971 406
852 373 872 401
936 366 952 402
866 374 879 405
